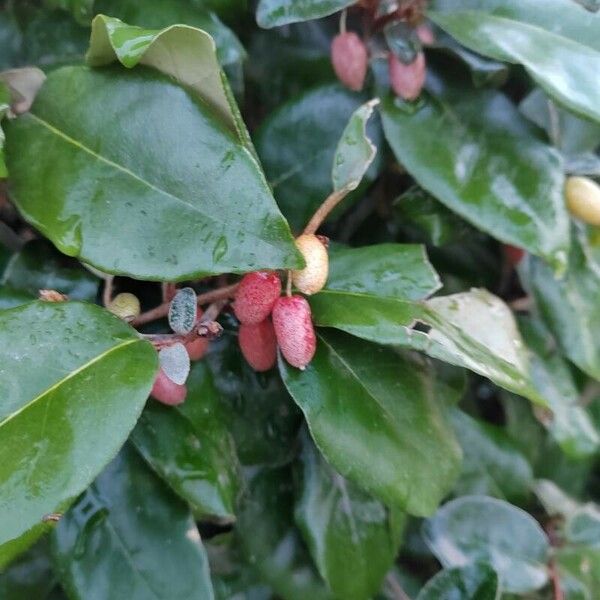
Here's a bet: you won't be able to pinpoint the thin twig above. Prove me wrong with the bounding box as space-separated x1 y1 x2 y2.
303 186 352 235
132 283 238 327
340 8 347 33
102 275 114 308
549 557 564 600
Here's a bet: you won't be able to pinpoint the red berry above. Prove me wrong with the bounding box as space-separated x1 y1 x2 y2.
185 337 209 361
503 244 525 267
389 51 426 101
151 368 187 406
272 295 316 370
233 271 282 325
239 319 277 372
331 32 368 92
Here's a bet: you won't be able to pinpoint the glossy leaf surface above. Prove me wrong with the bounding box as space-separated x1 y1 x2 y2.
256 0 354 28
416 563 500 600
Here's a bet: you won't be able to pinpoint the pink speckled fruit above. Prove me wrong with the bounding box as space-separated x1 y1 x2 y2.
233 271 281 325
272 295 316 370
239 319 278 372
389 51 426 101
331 32 368 92
151 368 187 406
185 337 209 361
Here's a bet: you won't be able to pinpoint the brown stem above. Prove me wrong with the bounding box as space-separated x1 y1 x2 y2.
303 186 352 235
102 275 114 308
286 270 293 296
549 557 564 600
132 283 238 328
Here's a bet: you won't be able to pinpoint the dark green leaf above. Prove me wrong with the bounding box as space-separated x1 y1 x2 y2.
168 287 197 334
280 330 462 516
43 0 94 26
0 286 34 310
0 301 157 567
1 239 98 301
380 84 569 272
256 84 383 231
416 563 500 600
131 362 241 521
429 0 600 123
558 546 600 597
5 65 301 280
423 496 550 593
449 408 533 503
236 467 333 600
294 435 406 600
0 540 55 600
51 446 214 600
256 0 354 28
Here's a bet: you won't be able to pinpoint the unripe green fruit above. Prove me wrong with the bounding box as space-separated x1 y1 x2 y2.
565 176 600 225
107 293 141 321
292 234 329 295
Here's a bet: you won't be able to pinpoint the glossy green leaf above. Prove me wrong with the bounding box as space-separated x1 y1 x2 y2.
517 315 599 458
131 362 241 521
94 0 245 67
206 333 302 467
0 540 55 600
256 84 383 231
256 0 354 28
449 409 533 503
558 546 600 598
416 563 501 600
294 435 406 600
43 0 94 25
168 287 197 334
380 83 569 272
0 286 34 310
280 330 462 516
423 496 550 593
1 239 98 302
429 0 600 123
0 301 157 567
51 446 214 600
332 98 379 192
236 467 333 600
5 65 302 280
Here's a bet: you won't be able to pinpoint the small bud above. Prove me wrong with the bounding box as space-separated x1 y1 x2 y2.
331 32 368 92
272 295 316 370
388 51 426 101
107 292 141 322
292 234 329 295
565 176 600 225
186 337 209 361
151 368 187 406
239 319 277 372
233 271 282 325
39 289 68 302
503 244 525 267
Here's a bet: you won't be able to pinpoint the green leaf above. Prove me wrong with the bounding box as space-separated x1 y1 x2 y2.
429 0 600 123
380 83 569 273
0 301 157 567
43 0 94 25
1 239 98 302
416 563 501 600
294 435 406 600
5 65 302 280
0 286 34 310
94 0 245 67
280 330 462 516
518 315 599 458
206 333 302 466
236 467 333 600
332 98 379 192
423 496 550 593
256 0 354 28
131 362 241 522
0 82 8 178
256 84 383 231
449 409 533 503
168 287 197 335
558 546 600 597
51 446 214 600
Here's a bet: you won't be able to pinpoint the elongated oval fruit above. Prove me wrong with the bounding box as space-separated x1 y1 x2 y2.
239 319 277 372
233 271 282 325
272 295 316 370
107 292 141 321
331 31 368 92
185 337 209 361
565 176 600 225
292 234 329 295
151 368 187 406
388 51 426 101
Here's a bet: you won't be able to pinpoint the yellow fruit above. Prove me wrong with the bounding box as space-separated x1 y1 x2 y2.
565 176 600 226
107 292 141 321
292 234 329 295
